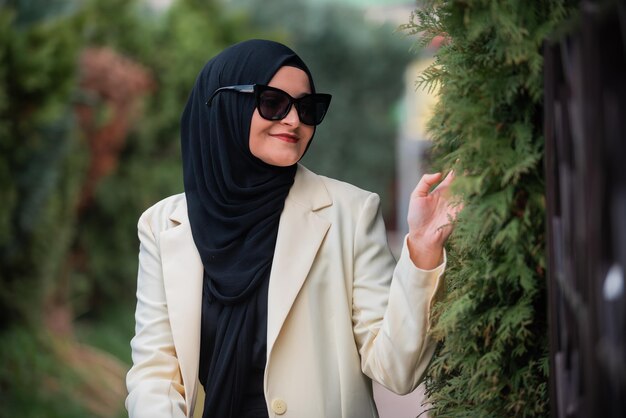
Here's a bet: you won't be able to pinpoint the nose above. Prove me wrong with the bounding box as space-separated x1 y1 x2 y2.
281 104 300 126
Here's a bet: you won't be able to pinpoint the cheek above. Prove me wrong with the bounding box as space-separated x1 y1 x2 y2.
249 111 268 152
301 127 315 148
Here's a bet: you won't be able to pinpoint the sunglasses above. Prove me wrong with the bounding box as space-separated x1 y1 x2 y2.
206 84 332 126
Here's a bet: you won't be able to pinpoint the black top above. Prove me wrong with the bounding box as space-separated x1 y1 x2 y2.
199 274 269 418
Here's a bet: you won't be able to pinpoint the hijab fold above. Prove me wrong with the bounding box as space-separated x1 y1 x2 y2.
180 40 315 418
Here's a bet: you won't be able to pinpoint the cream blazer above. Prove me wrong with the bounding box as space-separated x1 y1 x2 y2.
126 164 445 418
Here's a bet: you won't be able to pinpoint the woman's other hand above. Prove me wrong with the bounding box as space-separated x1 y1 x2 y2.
406 171 461 269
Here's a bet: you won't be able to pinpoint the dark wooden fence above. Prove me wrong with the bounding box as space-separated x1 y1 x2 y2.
544 1 626 417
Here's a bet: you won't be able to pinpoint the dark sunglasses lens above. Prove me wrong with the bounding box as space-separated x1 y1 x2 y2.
258 90 291 120
257 86 330 126
298 96 329 125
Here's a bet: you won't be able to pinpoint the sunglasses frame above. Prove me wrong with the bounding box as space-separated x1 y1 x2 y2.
206 84 332 126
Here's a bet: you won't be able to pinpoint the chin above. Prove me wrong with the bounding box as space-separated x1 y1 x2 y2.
269 159 299 167
260 153 302 167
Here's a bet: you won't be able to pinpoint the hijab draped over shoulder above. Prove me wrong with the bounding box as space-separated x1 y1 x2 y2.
180 39 316 417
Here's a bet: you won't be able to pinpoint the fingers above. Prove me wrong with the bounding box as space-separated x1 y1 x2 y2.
414 172 443 197
413 170 456 198
440 169 455 186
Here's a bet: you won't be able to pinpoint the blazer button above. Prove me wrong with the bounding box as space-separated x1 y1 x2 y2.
271 398 287 415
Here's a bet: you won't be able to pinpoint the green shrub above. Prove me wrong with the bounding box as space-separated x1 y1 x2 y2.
404 0 574 415
0 327 89 418
0 0 84 329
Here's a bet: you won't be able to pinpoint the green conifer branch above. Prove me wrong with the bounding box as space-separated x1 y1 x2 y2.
405 0 574 415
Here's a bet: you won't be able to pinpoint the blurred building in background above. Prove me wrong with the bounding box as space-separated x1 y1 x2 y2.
395 52 440 240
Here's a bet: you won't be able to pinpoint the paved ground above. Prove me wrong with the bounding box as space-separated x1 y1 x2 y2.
374 381 431 418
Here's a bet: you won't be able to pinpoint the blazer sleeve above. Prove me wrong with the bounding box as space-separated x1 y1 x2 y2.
351 192 445 395
126 209 188 418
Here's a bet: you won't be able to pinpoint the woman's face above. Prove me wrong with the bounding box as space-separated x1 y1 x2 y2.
249 66 315 167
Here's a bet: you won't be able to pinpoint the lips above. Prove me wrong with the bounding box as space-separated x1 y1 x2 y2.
270 133 299 143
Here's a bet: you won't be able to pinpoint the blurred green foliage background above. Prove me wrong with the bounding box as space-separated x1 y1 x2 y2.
0 0 411 415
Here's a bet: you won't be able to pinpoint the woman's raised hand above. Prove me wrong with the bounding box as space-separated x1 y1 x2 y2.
406 171 461 270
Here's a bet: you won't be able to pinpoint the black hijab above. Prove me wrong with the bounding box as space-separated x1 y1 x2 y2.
181 40 315 417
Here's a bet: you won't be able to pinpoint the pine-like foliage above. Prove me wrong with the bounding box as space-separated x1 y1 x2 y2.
402 1 573 416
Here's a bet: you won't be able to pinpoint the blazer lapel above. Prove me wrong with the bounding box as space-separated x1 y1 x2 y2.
266 165 332 360
159 199 203 415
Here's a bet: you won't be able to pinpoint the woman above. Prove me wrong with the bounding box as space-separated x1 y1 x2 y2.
126 39 458 418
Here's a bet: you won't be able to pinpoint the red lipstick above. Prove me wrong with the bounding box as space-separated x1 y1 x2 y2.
270 133 299 143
